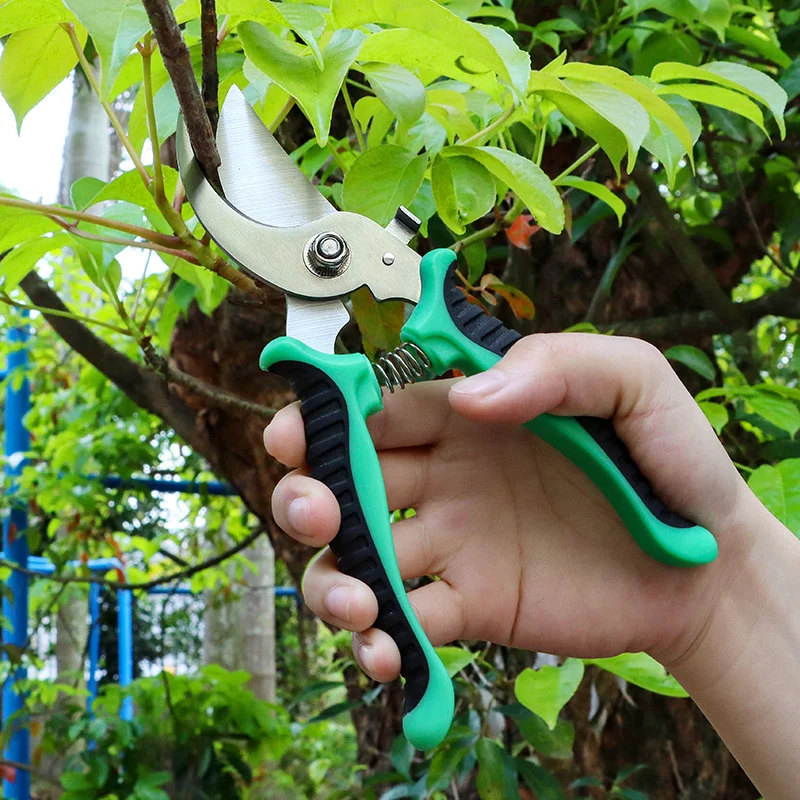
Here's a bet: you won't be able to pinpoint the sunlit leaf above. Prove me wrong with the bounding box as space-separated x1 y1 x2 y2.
431 154 495 234
515 659 584 729
443 145 563 233
748 460 800 535
64 0 152 97
557 176 626 225
360 63 426 130
0 24 85 129
434 646 478 677
239 22 365 145
585 653 688 697
0 0 76 37
698 401 728 435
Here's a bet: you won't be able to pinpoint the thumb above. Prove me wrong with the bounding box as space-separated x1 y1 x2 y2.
447 333 740 528
448 333 689 426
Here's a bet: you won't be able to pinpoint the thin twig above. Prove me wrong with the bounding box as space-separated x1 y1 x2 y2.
0 526 268 592
200 0 220 131
0 293 132 335
142 0 221 186
139 33 166 204
62 24 150 186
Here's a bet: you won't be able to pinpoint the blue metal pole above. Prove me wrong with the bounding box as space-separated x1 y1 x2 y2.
117 589 133 721
97 475 237 496
87 583 101 714
2 323 29 800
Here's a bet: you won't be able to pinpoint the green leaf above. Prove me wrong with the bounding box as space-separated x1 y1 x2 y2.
432 154 496 234
0 24 84 129
633 30 701 77
725 25 791 69
342 144 427 227
748 460 800 535
390 734 415 781
780 56 800 102
651 61 787 137
0 0 76 37
349 287 404 359
585 653 688 697
556 176 625 225
443 145 563 233
64 0 152 97
475 738 519 800
70 176 107 210
517 713 575 759
745 392 800 435
516 759 565 800
358 29 500 98
239 22 364 145
560 80 651 172
462 240 487 284
434 645 478 677
427 744 471 792
698 401 728 435
514 658 584 729
658 83 766 133
332 0 530 96
0 212 61 253
641 92 701 185
361 63 426 129
0 233 70 291
554 63 696 165
664 344 715 380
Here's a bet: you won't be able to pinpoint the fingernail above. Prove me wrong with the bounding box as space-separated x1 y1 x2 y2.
450 370 507 399
325 586 352 622
353 632 370 663
287 497 309 533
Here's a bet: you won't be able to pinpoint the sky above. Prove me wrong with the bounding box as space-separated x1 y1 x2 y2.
0 75 73 203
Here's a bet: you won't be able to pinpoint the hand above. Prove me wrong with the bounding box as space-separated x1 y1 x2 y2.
265 333 756 681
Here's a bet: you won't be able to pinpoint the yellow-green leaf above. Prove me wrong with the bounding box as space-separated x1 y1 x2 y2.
64 0 152 97
0 233 70 291
515 659 584 729
239 22 364 145
748 460 800 535
332 0 529 96
698 401 728 435
585 653 688 697
0 0 76 37
657 83 767 133
556 176 626 225
651 61 787 136
432 154 496 234
443 145 563 233
0 24 85 130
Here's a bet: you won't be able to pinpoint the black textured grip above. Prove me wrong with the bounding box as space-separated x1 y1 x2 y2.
442 263 694 529
269 361 430 713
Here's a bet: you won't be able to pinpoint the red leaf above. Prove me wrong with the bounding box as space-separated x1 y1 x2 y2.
6 523 15 544
505 214 541 250
114 568 126 583
0 765 16 783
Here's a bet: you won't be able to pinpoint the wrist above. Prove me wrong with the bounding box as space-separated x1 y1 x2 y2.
667 488 798 691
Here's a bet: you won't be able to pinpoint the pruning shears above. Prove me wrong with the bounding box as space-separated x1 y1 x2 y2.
176 88 718 751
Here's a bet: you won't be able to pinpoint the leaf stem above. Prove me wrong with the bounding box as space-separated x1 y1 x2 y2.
553 143 600 184
269 97 296 132
342 82 366 151
460 103 517 146
140 33 166 205
139 260 176 330
62 24 150 187
452 195 526 250
327 141 349 175
0 293 132 335
0 195 179 247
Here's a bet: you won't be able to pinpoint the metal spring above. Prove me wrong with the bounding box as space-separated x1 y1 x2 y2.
372 343 432 393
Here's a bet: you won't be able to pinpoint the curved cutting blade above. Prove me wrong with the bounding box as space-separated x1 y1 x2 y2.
177 90 421 304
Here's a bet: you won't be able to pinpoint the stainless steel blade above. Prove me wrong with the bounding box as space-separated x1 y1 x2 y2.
216 87 335 227
177 120 422 304
215 89 348 354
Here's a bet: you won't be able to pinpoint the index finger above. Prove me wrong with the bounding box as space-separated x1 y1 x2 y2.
264 379 456 468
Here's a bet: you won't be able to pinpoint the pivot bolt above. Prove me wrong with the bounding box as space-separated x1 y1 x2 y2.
305 232 350 277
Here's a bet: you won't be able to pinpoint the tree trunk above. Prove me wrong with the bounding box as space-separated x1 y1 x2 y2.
54 70 111 687
241 535 276 701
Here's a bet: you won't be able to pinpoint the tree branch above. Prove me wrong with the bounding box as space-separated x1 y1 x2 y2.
632 163 743 327
200 0 219 131
141 0 221 186
602 284 800 339
0 526 267 592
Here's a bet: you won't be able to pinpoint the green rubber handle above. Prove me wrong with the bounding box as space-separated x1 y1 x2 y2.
260 338 454 750
401 248 718 568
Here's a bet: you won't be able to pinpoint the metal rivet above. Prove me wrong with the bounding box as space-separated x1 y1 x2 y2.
382 253 395 266
305 232 350 277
